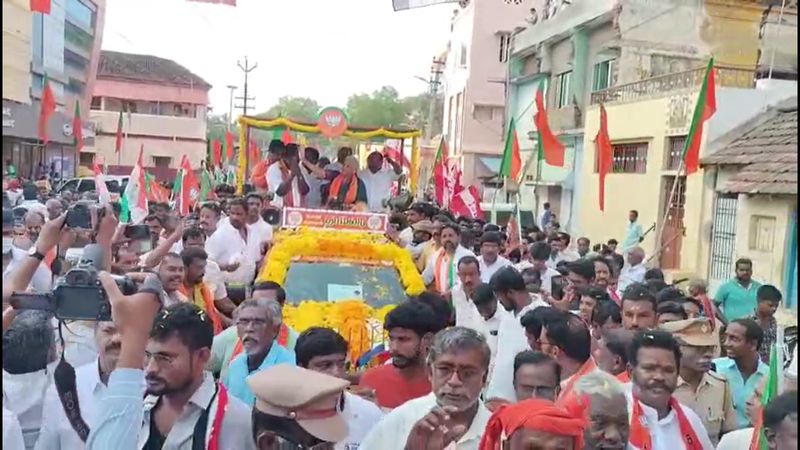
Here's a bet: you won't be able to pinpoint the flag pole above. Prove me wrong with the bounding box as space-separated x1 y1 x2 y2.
515 191 523 244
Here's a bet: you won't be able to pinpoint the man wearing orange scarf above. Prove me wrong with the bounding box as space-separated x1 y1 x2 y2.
178 247 225 335
626 330 714 450
326 156 367 210
266 141 309 208
479 398 585 450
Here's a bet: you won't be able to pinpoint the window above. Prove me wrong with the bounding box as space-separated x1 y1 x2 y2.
153 156 171 168
665 135 686 170
459 44 468 67
749 215 776 252
592 60 614 91
498 33 511 63
66 0 96 31
65 21 94 52
91 96 101 110
473 105 493 121
555 71 572 108
32 14 44 66
611 142 648 174
79 152 94 166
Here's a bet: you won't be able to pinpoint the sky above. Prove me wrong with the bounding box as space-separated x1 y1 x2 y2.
102 0 455 116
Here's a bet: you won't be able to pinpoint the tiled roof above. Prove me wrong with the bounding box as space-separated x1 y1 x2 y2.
702 97 797 195
98 50 211 89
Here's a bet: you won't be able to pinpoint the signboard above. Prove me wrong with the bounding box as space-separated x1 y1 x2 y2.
281 208 388 233
317 107 348 138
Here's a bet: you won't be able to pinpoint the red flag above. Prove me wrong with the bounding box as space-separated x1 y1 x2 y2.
433 138 449 207
500 118 523 180
249 139 261 165
38 75 56 144
225 132 234 161
383 145 411 168
72 101 83 153
595 104 613 212
450 185 484 220
682 58 717 175
30 0 51 14
281 128 294 144
534 84 565 167
176 156 200 216
212 139 222 167
114 109 124 153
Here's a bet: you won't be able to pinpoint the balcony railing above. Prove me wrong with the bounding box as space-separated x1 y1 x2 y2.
590 66 756 105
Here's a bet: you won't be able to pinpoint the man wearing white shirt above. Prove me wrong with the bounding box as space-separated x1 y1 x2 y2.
16 184 47 219
625 330 714 450
618 246 647 296
294 327 383 450
359 151 402 213
422 223 475 294
476 231 511 283
35 322 127 450
518 241 562 294
244 193 273 250
361 327 492 450
266 142 309 209
3 406 25 450
470 283 511 370
452 256 483 332
205 199 261 286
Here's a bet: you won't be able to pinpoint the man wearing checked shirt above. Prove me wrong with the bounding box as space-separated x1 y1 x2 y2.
422 222 475 295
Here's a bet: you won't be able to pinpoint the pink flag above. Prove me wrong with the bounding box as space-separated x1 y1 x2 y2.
93 162 111 205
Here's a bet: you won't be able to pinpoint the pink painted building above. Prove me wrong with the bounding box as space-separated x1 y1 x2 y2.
441 0 535 188
85 50 211 179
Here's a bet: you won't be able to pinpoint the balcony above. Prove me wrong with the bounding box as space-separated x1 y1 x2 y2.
590 66 757 105
90 110 206 141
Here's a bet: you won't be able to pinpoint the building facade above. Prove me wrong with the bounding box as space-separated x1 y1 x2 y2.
440 0 535 189
85 50 211 179
2 0 105 179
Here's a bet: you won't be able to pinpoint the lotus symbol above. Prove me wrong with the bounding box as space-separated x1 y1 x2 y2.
324 113 342 128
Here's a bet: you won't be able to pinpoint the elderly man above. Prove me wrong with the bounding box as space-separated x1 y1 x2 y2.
361 327 493 450
223 298 296 405
326 155 368 210
561 371 629 450
617 246 646 295
479 398 585 450
44 198 63 221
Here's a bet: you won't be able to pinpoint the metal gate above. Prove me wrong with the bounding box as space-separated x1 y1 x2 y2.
709 194 738 289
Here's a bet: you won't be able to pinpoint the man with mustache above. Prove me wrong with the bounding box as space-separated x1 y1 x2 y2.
140 303 256 449
620 282 658 331
35 322 126 449
206 198 262 286
626 330 714 450
178 247 227 334
664 318 737 446
198 203 222 238
422 222 475 294
158 253 189 306
562 371 629 450
362 327 492 450
477 231 511 283
452 256 483 331
359 301 441 410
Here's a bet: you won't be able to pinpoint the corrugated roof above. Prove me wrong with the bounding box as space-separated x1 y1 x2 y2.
98 50 211 89
702 97 797 195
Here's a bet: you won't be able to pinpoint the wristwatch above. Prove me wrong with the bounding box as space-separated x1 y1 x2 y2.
28 246 46 261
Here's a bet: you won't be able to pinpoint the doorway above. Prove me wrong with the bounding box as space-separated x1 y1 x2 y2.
659 175 686 270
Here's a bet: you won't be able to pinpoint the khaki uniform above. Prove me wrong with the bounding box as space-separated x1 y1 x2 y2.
674 371 738 446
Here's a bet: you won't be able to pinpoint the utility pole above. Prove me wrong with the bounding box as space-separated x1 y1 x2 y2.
426 57 445 142
226 85 237 130
235 57 257 116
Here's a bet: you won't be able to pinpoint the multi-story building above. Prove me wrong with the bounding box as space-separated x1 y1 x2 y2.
86 50 211 180
440 0 535 190
2 0 105 179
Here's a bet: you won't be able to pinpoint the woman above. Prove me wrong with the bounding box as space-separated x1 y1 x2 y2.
325 156 367 210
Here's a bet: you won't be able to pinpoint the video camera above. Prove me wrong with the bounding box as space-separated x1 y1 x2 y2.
10 244 138 321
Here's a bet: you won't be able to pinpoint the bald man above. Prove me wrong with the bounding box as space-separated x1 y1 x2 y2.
617 246 646 295
326 155 367 210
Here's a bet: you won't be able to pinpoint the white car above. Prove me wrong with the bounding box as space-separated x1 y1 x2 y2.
56 176 129 200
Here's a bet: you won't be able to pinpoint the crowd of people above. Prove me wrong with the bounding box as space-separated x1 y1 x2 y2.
1 140 798 450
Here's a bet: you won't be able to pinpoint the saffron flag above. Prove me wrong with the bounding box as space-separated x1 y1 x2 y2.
114 110 124 153
120 146 148 224
682 58 717 175
225 132 235 162
93 162 111 206
30 0 51 14
383 139 411 168
212 139 222 167
749 345 779 450
281 128 294 145
500 117 523 181
38 75 56 145
595 104 613 212
450 185 484 220
433 138 449 207
72 101 83 153
173 156 200 216
144 172 170 203
534 82 565 167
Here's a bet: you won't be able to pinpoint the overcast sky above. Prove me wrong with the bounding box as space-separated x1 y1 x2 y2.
102 0 454 116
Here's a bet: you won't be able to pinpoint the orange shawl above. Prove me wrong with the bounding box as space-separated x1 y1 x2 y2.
179 282 224 335
328 174 358 205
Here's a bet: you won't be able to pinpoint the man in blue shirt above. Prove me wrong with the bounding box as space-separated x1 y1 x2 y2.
540 202 554 231
713 318 769 429
621 210 644 253
714 258 762 322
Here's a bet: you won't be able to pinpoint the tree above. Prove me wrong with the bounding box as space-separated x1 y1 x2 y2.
346 86 408 128
260 96 322 122
401 92 444 138
206 113 238 143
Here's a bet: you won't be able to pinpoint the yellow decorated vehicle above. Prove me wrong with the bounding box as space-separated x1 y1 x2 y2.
256 208 425 365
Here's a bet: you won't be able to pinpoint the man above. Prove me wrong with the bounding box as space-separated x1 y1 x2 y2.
713 318 769 428
181 227 231 316
518 241 560 294
326 156 367 210
44 198 63 221
266 142 309 208
224 299 295 405
617 246 646 295
470 283 510 367
620 282 658 331
178 247 227 334
662 318 737 446
143 214 163 250
576 237 591 258
513 351 561 402
198 203 222 238
244 193 273 253
626 330 714 450
407 219 434 265
3 211 53 292
752 284 781 362
2 311 56 449
563 371 630 450
361 327 492 450
300 146 326 209
591 299 623 341
539 310 600 406
540 202 554 230
479 398 585 450
715 258 762 322
140 303 255 449
402 203 432 249
656 301 688 325
622 210 644 253
295 327 383 449
485 267 545 404
360 151 402 213
359 301 440 409
416 215 447 272
593 328 634 384
17 183 47 218
687 278 723 326
761 392 797 450
477 231 511 283
3 406 25 449
157 253 188 306
452 256 483 331
205 198 261 285
422 222 475 294
565 259 595 309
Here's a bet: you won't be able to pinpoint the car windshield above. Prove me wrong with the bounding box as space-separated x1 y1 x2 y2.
283 261 407 307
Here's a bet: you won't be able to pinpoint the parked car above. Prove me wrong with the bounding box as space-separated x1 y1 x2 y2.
56 176 129 200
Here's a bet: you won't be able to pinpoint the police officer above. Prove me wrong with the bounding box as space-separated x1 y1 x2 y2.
663 318 738 446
